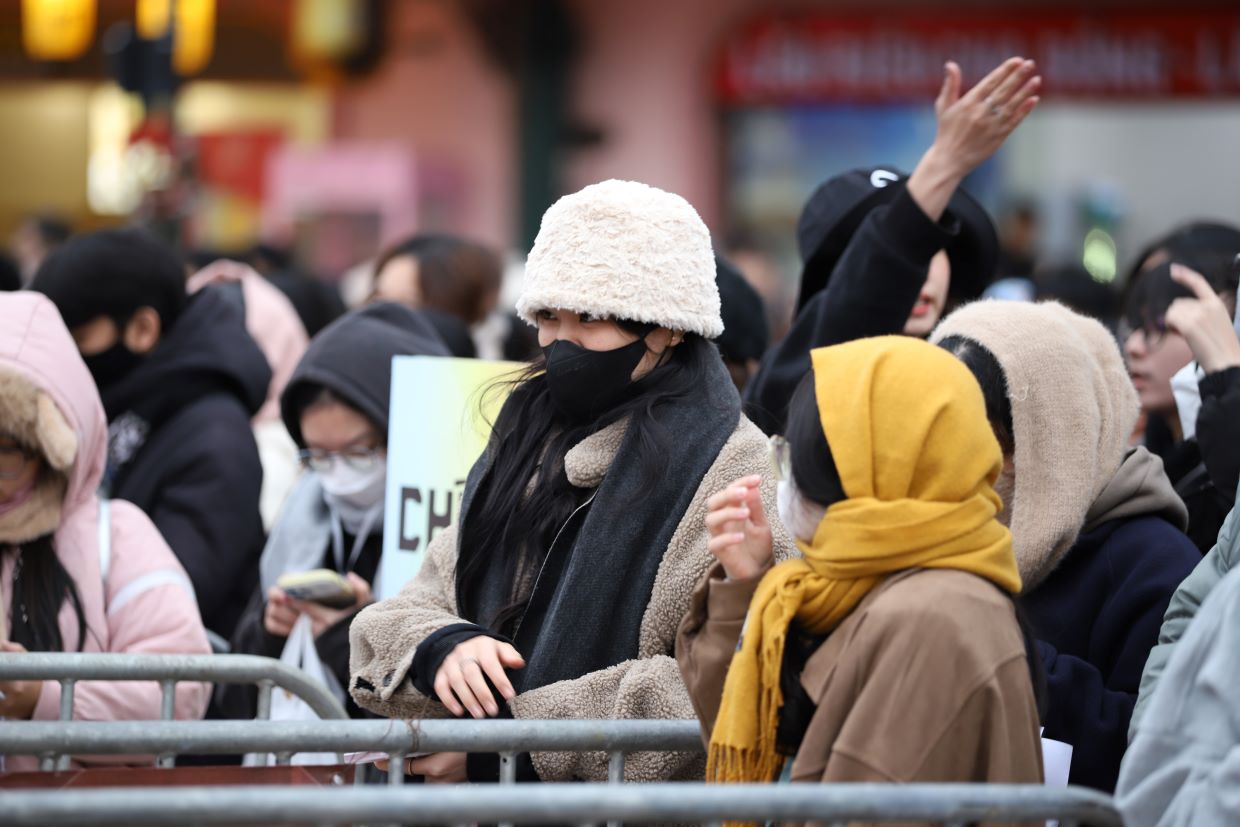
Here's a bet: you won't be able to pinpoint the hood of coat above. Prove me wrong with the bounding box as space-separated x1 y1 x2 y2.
1084 446 1188 533
280 302 449 448
933 300 1140 589
188 260 309 424
99 285 272 425
0 294 107 538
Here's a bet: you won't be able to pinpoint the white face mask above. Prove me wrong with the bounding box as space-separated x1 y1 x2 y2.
777 479 828 543
319 457 387 534
1171 361 1204 441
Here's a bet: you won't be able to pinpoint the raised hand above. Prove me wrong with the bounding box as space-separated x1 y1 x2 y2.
1165 264 1240 373
705 475 773 581
909 57 1041 222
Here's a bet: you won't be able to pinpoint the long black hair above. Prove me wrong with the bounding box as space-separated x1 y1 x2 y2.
784 375 846 507
455 325 721 634
9 533 88 653
937 335 1015 456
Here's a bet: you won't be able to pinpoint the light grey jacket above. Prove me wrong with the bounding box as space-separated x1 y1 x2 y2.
1130 505 1239 740
1117 555 1240 825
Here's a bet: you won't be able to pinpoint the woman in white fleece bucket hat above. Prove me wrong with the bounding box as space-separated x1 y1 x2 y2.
349 179 795 783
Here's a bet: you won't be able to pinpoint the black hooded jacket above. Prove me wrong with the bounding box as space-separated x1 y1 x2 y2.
100 286 271 639
221 303 450 720
744 185 962 434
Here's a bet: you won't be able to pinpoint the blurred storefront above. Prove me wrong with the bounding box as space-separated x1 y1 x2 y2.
1 1 1238 299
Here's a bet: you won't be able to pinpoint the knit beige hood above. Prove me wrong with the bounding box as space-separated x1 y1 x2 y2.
932 301 1139 589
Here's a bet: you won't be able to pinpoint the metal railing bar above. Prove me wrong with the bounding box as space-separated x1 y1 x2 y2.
0 783 1125 827
0 719 703 757
0 653 347 721
606 750 625 827
58 678 76 721
387 751 404 786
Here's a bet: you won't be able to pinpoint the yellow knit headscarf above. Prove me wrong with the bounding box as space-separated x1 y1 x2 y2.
706 336 1022 785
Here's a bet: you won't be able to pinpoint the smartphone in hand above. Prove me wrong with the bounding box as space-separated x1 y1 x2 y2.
277 569 357 609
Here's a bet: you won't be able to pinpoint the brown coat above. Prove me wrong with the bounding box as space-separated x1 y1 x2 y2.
349 415 797 781
678 565 1044 827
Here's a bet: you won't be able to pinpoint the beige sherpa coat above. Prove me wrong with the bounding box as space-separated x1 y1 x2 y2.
349 414 795 781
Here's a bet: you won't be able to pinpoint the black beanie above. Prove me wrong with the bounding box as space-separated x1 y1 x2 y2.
715 255 769 364
795 167 998 314
29 228 188 330
281 302 451 447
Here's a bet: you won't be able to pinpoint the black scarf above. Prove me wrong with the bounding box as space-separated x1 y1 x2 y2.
457 354 741 693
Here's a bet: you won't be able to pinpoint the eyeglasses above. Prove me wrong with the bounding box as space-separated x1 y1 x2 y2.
0 437 36 481
768 434 791 483
297 446 384 474
1119 318 1169 351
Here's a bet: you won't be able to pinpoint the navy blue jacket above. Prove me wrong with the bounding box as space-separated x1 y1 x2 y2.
1023 515 1200 793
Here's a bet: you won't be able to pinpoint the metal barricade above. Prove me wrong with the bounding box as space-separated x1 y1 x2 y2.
0 782 1124 826
0 653 349 770
0 718 702 785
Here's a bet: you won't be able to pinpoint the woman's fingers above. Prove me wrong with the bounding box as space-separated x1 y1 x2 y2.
745 485 770 529
446 667 487 719
1001 76 1042 127
988 59 1035 109
1170 264 1219 302
458 659 499 717
477 650 516 701
965 57 1025 104
496 642 526 670
935 61 962 115
706 476 762 512
706 506 750 533
708 533 747 555
433 672 465 717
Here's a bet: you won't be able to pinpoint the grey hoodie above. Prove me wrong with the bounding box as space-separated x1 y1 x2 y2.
1117 541 1240 825
1085 447 1188 534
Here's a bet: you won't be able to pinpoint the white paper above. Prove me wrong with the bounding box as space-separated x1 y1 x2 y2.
1040 729 1074 827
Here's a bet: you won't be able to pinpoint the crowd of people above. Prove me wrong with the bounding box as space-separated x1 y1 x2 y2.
1 54 1239 824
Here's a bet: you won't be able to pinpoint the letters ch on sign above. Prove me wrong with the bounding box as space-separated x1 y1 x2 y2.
399 480 467 552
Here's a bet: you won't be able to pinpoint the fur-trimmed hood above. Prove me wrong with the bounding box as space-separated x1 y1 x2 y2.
0 294 107 543
932 301 1140 589
1 293 211 760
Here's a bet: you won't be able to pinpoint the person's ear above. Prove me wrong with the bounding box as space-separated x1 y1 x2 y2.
669 330 685 347
123 307 163 355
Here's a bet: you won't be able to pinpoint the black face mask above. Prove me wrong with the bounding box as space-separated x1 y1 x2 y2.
82 341 145 391
542 337 649 422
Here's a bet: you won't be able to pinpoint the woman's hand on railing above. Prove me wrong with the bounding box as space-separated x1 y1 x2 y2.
435 637 525 719
0 641 42 720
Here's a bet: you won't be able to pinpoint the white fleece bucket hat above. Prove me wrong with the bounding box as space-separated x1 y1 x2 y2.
516 179 724 338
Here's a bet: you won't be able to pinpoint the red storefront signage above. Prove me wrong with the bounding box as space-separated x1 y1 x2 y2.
717 13 1240 103
196 129 285 203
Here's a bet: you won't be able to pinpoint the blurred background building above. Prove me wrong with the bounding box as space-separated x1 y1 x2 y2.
1 0 1238 320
